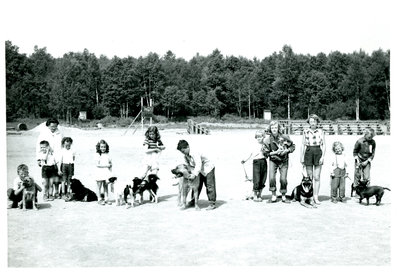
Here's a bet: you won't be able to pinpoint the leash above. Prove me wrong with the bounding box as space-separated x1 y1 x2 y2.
241 162 252 182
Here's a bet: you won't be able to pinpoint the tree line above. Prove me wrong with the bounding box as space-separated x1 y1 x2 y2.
5 40 390 122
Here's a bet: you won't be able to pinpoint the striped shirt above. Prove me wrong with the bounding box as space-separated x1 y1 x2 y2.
143 138 164 149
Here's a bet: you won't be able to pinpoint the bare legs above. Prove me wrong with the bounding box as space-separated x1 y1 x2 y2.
306 165 322 204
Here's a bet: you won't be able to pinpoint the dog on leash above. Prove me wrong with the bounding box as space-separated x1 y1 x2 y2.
171 164 201 210
66 178 98 202
123 175 160 206
290 176 316 208
355 180 391 206
122 177 143 207
21 177 42 210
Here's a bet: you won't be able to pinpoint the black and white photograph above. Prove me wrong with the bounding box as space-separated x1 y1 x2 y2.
1 0 398 270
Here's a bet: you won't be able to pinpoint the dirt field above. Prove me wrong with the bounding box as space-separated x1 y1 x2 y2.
5 126 392 267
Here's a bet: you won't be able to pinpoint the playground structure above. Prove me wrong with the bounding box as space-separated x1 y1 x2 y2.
123 97 154 135
187 119 210 135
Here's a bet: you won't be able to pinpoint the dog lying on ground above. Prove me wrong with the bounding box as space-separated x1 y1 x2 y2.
355 180 391 206
171 164 201 210
66 178 98 202
290 176 316 208
21 177 42 210
123 175 159 207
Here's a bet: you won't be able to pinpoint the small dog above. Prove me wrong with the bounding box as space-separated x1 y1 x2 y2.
124 175 160 206
355 180 391 206
66 178 98 202
290 176 316 208
21 177 41 210
171 164 201 210
122 177 143 207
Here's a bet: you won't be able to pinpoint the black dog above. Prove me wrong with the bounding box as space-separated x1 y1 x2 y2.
124 175 159 205
290 176 316 208
66 178 98 202
355 180 391 206
122 177 143 207
137 174 159 203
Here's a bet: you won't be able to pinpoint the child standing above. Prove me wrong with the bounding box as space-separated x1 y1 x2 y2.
241 130 268 202
95 139 113 205
143 126 165 178
263 120 295 203
59 137 75 200
330 141 348 203
353 128 376 186
7 164 42 209
37 140 59 201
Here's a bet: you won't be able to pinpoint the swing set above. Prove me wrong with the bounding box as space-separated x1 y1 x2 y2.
122 97 154 135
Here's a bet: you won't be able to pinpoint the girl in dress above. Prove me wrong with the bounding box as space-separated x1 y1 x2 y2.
95 139 113 205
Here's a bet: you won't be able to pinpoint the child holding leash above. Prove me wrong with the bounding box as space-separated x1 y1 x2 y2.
353 128 376 186
241 130 268 202
142 126 165 178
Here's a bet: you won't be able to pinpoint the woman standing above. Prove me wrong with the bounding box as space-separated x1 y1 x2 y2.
300 114 326 204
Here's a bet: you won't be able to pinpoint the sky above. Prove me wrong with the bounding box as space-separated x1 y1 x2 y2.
1 0 396 60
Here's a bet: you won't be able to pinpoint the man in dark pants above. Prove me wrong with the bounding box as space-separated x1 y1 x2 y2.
177 140 217 210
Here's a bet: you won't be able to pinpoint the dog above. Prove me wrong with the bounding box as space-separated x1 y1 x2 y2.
123 175 159 206
21 177 41 210
137 174 159 203
66 178 98 202
171 164 201 210
122 177 143 208
290 176 316 208
355 180 391 206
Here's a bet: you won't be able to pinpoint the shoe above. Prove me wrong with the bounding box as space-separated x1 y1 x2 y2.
106 201 112 205
331 198 338 204
281 197 290 203
314 198 321 205
254 197 262 202
339 198 347 203
206 203 216 210
48 195 54 201
187 200 195 207
270 195 277 203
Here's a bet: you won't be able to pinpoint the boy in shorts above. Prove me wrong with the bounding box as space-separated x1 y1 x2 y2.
37 140 59 201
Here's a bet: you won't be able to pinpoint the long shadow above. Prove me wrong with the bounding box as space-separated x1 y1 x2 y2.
37 203 52 209
155 194 176 203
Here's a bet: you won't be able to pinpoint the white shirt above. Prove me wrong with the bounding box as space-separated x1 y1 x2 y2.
330 153 347 172
60 148 75 164
249 141 266 161
36 127 63 160
184 150 214 176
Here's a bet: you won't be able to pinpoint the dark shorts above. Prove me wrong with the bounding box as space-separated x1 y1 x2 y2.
42 165 58 179
61 163 74 179
304 146 322 166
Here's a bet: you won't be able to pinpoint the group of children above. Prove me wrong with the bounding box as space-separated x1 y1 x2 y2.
242 114 376 204
8 115 377 210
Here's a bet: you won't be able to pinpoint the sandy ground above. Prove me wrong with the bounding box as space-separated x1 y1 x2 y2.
5 126 392 267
